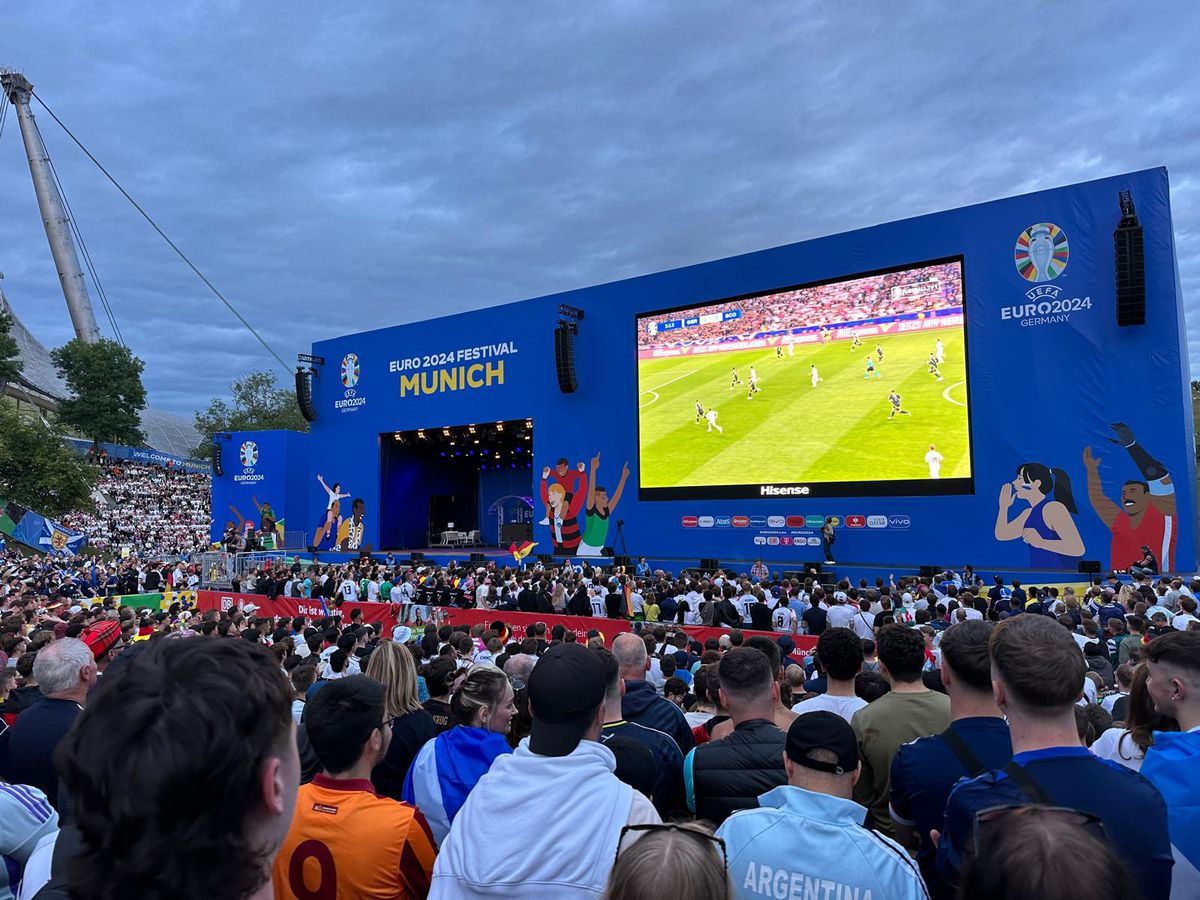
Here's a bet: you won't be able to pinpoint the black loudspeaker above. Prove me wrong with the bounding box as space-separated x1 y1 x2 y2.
613 555 632 568
1114 191 1146 327
782 570 802 581
470 552 486 563
500 523 533 545
919 565 940 579
1078 559 1102 575
409 552 425 562
804 562 823 574
296 369 317 422
212 441 223 476
537 553 554 565
699 558 720 572
554 326 577 393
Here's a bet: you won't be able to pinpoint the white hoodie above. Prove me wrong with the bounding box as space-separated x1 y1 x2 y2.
430 738 659 898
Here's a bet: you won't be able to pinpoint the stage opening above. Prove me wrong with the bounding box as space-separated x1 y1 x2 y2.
379 419 534 551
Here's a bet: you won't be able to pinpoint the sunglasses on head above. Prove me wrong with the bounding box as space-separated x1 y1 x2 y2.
973 804 1108 848
614 823 727 869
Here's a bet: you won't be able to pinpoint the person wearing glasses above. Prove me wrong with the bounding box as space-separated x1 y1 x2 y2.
716 711 928 900
935 615 1173 900
274 675 437 899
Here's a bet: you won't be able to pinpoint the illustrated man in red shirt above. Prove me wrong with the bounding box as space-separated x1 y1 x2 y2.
1083 422 1176 572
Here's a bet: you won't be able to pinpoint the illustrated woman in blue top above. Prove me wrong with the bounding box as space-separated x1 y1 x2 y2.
995 462 1085 568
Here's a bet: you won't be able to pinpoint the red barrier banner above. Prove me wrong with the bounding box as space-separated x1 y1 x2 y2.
440 607 816 653
193 590 398 626
193 592 818 654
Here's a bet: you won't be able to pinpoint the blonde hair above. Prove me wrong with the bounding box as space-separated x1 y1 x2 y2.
365 641 422 718
604 823 731 900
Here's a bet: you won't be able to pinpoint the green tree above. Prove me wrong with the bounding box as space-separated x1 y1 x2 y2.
50 338 147 446
192 370 308 456
0 405 97 518
0 307 23 391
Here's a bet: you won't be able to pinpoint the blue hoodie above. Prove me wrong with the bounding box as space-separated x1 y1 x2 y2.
717 785 929 900
621 680 694 751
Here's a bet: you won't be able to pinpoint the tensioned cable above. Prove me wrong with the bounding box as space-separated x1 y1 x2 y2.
31 91 291 375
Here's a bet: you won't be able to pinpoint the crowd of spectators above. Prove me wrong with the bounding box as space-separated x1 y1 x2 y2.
0 550 1197 899
60 460 211 558
637 262 962 350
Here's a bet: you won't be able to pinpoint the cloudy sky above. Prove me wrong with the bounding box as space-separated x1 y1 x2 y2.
1 2 1197 418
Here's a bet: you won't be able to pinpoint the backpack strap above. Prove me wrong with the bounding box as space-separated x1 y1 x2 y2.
940 727 986 777
1001 761 1056 805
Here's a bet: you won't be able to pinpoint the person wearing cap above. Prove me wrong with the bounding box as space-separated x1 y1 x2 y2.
81 620 125 677
716 712 929 900
430 643 659 898
0 638 97 808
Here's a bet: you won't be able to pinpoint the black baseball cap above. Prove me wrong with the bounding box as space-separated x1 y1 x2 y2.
786 711 859 775
527 642 607 757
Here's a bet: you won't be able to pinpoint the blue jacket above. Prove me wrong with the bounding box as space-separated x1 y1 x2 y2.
717 785 929 900
1142 729 1200 899
621 680 693 751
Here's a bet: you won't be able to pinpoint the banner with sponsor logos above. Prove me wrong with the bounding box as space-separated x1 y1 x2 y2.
238 168 1195 573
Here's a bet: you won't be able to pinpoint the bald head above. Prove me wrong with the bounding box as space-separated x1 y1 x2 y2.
612 632 649 678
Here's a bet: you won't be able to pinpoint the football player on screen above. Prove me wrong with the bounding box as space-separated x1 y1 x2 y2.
695 400 705 424
928 352 944 382
851 336 863 352
746 366 760 399
887 390 910 420
729 367 742 389
1083 423 1177 572
865 356 881 379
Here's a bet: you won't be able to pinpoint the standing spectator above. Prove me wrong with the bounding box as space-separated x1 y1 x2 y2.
604 822 731 900
850 625 950 838
611 634 692 751
1141 630 1200 898
0 638 96 806
935 615 1172 899
1092 664 1178 772
0 781 58 900
888 620 1011 894
366 643 438 800
717 712 928 900
802 591 828 636
430 643 659 898
595 648 685 818
49 638 298 900
790 629 865 723
403 665 515 845
684 648 786 824
273 675 436 899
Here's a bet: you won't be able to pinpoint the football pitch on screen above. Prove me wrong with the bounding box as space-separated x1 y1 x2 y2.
637 329 970 488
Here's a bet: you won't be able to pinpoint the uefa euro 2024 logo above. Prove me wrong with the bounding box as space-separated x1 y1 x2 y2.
1014 223 1069 283
239 441 258 468
341 353 360 388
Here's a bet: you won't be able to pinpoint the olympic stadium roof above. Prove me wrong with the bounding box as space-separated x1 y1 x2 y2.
1 295 203 460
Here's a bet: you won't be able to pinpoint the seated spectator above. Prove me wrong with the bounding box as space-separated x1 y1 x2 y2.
611 634 693 751
595 648 685 818
403 665 515 845
430 643 659 898
685 647 786 824
274 675 436 899
0 638 96 807
935 615 1172 899
958 805 1140 900
1141 630 1200 897
604 822 731 900
851 625 950 838
717 712 928 900
889 619 1011 893
50 638 298 900
790 628 865 723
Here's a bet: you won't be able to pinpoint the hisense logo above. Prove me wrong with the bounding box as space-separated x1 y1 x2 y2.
759 485 810 496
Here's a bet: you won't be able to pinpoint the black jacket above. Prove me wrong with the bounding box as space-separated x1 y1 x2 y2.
517 589 538 613
749 602 773 631
714 598 742 628
621 680 694 752
688 718 787 824
568 588 591 617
